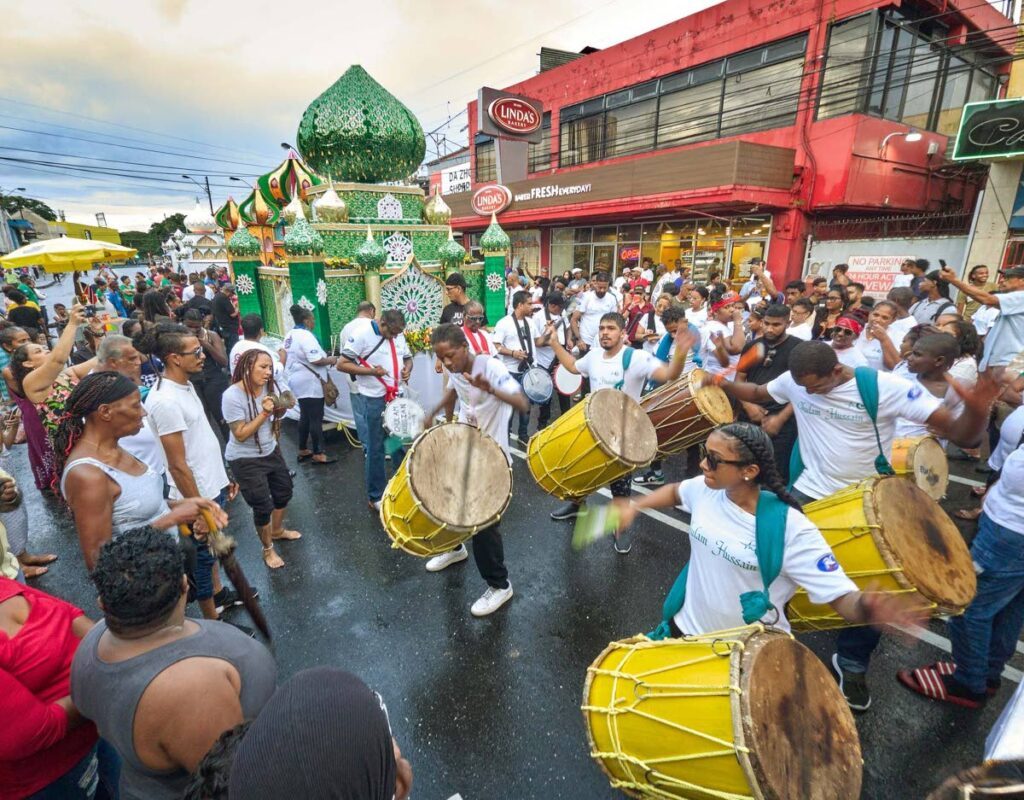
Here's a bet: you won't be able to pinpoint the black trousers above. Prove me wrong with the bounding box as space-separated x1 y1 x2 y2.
769 419 799 487
297 397 326 454
191 373 230 444
229 446 293 527
538 377 570 428
472 524 508 589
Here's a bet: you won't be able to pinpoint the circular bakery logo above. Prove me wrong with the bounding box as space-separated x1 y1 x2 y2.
488 97 541 135
471 185 513 216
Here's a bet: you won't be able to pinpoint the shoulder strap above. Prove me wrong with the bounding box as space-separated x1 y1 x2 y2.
854 366 895 475
613 346 634 391
739 492 788 624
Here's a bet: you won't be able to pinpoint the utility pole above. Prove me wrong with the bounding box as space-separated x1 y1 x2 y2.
182 174 214 214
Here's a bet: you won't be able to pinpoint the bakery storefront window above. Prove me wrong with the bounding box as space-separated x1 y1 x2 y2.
547 215 771 281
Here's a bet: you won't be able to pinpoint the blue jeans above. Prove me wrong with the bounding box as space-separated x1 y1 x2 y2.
28 739 121 799
948 512 1024 694
835 626 882 674
350 390 369 455
353 394 404 502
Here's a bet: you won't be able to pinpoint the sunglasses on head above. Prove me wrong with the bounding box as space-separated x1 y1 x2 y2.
699 443 751 471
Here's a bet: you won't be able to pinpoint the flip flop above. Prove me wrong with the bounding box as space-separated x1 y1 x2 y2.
954 508 983 521
311 456 337 465
296 452 312 463
897 665 985 709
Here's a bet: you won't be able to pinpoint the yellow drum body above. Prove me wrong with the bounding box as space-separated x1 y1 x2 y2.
380 423 512 557
787 476 976 631
890 435 949 500
641 369 734 458
527 388 657 500
583 626 862 800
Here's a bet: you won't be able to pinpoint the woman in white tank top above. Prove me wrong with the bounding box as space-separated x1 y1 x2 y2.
54 372 228 570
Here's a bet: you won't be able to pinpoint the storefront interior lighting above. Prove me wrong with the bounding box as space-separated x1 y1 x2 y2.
879 129 923 157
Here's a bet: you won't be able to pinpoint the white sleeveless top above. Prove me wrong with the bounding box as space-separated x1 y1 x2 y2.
61 456 172 537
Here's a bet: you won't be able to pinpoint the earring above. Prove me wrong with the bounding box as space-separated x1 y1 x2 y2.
744 477 750 481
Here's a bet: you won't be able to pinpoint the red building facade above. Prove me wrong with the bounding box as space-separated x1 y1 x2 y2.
440 0 1015 287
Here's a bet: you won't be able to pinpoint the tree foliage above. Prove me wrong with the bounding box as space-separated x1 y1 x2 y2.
1 195 57 221
147 213 187 244
120 230 161 257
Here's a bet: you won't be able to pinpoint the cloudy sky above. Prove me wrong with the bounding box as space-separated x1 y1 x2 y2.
0 0 712 232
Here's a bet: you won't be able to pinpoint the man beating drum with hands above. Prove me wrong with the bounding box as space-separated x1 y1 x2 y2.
420 324 531 617
545 312 698 553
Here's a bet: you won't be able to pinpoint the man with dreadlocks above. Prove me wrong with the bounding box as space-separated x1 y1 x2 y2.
222 349 299 570
612 422 922 638
71 527 276 800
55 371 227 571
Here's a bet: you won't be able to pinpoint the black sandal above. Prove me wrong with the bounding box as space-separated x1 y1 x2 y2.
311 456 337 465
296 452 312 463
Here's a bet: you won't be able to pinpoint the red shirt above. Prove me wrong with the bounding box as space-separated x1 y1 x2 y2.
0 579 97 798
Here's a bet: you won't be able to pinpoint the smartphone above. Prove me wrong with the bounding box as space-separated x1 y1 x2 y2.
84 305 96 318
939 259 947 268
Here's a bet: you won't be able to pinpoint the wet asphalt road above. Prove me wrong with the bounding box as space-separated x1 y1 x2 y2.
17 271 1023 799
10 419 1021 800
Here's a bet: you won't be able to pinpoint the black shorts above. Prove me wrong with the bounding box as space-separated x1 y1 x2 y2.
228 446 293 527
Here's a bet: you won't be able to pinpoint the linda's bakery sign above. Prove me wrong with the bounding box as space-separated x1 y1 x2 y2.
471 185 513 216
478 87 544 144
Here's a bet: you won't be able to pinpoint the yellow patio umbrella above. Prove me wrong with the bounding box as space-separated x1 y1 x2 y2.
0 237 137 273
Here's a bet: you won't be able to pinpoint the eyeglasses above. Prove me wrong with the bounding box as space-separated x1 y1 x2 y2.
699 443 751 471
177 346 204 358
468 315 486 322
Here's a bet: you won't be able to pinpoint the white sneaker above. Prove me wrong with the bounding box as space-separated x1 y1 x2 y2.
471 582 513 617
425 544 468 572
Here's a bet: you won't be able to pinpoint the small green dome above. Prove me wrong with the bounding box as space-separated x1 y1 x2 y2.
296 65 426 183
283 217 324 256
227 225 260 258
479 213 510 254
438 229 466 267
355 227 387 271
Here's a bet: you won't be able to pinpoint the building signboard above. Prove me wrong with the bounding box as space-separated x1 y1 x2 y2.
952 99 1024 161
478 87 544 144
471 184 513 216
843 254 914 297
441 162 471 195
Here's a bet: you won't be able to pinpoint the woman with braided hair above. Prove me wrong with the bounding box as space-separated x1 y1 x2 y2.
221 349 300 570
56 371 228 571
612 422 923 637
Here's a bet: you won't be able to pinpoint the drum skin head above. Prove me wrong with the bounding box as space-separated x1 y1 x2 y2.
408 424 512 530
587 389 658 466
869 477 976 610
740 633 862 800
690 369 734 426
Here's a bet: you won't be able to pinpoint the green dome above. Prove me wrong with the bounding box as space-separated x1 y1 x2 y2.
355 227 387 271
283 216 324 256
227 225 260 258
479 213 510 254
438 229 466 268
296 65 426 183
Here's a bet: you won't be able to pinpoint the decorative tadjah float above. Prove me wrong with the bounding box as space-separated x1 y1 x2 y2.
219 65 507 351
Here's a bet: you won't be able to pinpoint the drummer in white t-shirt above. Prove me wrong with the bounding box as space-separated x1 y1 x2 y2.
699 296 746 376
421 323 530 617
491 290 537 443
530 291 571 428
612 422 919 636
544 311 697 553
719 339 999 710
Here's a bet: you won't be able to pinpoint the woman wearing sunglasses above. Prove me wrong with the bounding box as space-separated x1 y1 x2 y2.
611 422 921 638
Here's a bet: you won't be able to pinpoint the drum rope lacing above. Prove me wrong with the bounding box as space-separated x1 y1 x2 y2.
585 632 759 800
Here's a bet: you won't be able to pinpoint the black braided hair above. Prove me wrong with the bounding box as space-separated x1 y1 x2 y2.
183 722 252 800
230 348 279 454
717 422 802 511
52 371 139 489
90 526 185 634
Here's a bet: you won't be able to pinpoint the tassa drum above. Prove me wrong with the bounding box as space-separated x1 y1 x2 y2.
553 365 583 397
521 367 553 404
890 435 949 500
583 626 862 800
380 423 512 557
787 476 976 631
382 397 425 443
641 368 734 457
527 388 657 500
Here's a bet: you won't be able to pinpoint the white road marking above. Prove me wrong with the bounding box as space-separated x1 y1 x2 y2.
513 445 1022 683
949 474 986 489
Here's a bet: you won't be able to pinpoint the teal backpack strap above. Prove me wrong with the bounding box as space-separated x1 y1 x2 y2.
648 563 689 640
853 367 895 476
787 437 804 490
613 346 634 391
739 491 788 624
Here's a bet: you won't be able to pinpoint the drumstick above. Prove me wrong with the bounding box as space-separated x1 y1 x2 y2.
694 343 765 389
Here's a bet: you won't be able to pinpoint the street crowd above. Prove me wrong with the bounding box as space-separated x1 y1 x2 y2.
0 251 1022 799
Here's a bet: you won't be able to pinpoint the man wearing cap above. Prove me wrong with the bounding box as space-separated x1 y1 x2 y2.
940 265 1024 377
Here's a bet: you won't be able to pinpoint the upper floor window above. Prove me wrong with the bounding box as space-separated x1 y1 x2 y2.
818 11 999 135
475 137 496 183
528 112 553 172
